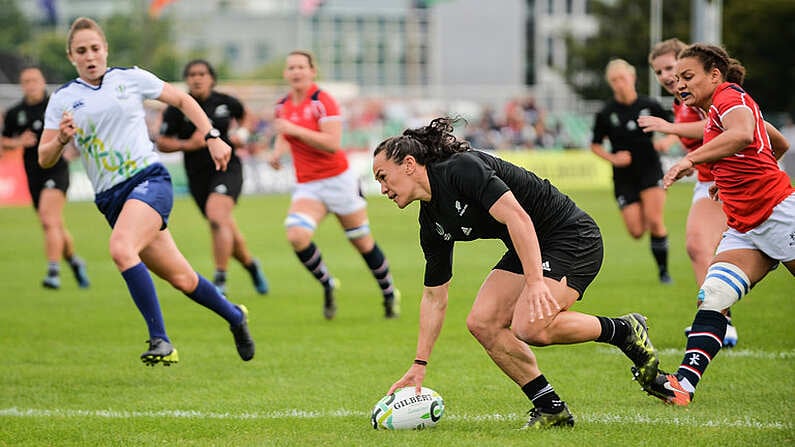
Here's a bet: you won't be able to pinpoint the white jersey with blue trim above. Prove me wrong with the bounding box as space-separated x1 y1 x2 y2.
44 67 165 194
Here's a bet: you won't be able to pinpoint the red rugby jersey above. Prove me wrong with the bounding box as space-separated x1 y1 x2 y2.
275 83 347 183
673 99 712 182
705 82 793 232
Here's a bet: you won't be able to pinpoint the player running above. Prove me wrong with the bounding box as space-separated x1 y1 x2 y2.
643 44 793 406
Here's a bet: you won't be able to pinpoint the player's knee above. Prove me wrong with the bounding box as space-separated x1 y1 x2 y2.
168 271 198 293
685 237 711 264
627 227 644 239
511 323 552 347
207 217 222 231
286 227 312 249
108 236 135 269
285 213 316 247
698 262 750 312
466 314 497 346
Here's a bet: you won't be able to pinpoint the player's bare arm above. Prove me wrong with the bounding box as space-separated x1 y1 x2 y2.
488 191 559 322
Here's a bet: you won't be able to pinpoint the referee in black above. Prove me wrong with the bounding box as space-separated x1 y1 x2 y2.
1 66 89 289
591 58 673 284
156 59 268 296
373 117 660 430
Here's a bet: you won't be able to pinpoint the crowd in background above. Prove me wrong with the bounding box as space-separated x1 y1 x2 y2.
143 93 578 158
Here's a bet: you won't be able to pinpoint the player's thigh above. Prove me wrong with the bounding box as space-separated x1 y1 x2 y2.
204 164 243 222
288 197 328 224
511 276 580 334
468 269 524 329
619 202 645 237
37 188 67 224
712 249 775 285
639 186 666 221
336 207 369 229
111 200 163 254
686 198 725 246
140 229 196 289
205 192 236 223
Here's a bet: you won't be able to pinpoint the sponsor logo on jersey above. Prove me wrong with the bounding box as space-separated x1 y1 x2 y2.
133 180 150 195
71 99 85 111
461 227 471 236
16 110 27 126
455 200 468 216
541 260 551 272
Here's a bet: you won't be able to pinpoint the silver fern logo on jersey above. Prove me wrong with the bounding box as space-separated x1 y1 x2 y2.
214 104 230 118
455 201 468 216
434 222 451 241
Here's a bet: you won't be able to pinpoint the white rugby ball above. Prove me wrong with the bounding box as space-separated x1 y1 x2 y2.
371 387 445 430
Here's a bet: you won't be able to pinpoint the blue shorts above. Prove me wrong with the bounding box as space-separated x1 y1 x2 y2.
94 163 174 230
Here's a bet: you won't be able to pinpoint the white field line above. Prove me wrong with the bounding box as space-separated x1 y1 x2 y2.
597 347 795 360
0 407 790 430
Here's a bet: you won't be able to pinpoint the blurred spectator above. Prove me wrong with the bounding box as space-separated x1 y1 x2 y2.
502 97 536 149
463 106 500 150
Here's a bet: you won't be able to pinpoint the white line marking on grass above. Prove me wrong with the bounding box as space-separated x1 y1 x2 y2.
597 347 795 360
658 348 795 359
1 407 790 430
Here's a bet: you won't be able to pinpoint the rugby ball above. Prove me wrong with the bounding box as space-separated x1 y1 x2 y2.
371 387 445 430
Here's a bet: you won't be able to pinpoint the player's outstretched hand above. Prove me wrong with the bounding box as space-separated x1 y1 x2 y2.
388 364 426 396
663 158 694 188
637 115 672 134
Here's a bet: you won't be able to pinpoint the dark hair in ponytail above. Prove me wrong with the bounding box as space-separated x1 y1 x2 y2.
374 116 470 165
726 58 746 85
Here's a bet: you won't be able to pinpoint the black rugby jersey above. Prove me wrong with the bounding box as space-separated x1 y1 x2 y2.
419 150 585 287
2 96 67 171
160 91 244 171
591 96 669 171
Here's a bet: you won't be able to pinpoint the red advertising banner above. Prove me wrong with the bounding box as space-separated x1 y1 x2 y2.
0 148 32 206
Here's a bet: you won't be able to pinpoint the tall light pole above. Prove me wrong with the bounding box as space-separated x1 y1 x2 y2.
692 0 723 44
649 0 662 99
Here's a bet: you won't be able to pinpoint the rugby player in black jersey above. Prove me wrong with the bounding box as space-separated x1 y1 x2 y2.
157 60 268 297
591 59 673 284
373 117 660 429
1 66 90 289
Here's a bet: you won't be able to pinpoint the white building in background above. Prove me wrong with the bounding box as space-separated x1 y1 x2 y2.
14 0 599 110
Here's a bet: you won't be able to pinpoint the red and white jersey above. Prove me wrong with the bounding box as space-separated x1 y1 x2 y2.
275 83 347 183
705 82 794 232
673 99 712 182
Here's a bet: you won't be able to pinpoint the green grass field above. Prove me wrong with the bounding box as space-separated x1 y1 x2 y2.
1 183 792 446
